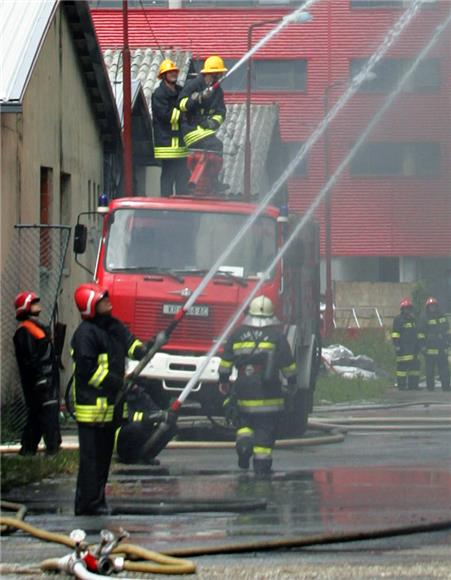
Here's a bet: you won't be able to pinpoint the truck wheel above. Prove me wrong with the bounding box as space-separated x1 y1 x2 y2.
279 389 310 438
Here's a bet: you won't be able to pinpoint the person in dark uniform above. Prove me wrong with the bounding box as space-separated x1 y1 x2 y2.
13 291 61 456
71 283 151 515
418 297 450 391
218 296 297 475
152 59 189 197
390 297 420 391
178 55 228 192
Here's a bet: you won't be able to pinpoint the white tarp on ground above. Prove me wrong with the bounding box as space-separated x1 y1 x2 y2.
322 344 382 380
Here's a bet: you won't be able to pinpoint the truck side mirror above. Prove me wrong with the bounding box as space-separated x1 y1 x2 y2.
73 224 87 254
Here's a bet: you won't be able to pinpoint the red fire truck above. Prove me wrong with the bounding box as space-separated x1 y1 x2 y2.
74 195 321 436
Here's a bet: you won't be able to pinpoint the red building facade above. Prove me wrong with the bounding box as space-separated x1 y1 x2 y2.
91 1 450 297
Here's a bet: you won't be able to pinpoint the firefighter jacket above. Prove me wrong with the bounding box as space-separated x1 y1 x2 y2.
151 81 188 159
178 75 226 147
418 312 450 355
391 312 419 360
218 324 297 414
71 315 146 424
13 318 59 406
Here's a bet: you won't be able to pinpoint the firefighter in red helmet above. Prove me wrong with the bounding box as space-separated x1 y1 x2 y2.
13 291 61 455
418 297 450 391
71 283 152 515
391 298 420 391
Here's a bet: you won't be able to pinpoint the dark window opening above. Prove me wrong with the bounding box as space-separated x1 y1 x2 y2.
350 142 440 177
379 257 399 283
350 58 441 93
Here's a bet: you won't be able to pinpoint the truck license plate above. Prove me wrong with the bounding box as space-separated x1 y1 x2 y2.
163 304 209 317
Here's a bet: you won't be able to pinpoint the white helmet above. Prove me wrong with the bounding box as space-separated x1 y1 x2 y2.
244 296 280 328
249 295 274 317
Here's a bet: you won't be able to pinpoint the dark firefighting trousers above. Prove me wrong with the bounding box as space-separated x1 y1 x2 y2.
160 158 189 197
395 354 420 390
425 350 450 391
74 422 115 515
21 400 61 455
236 413 278 474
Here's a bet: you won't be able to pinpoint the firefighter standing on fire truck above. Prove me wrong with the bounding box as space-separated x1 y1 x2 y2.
152 59 189 197
418 297 450 391
391 298 420 391
218 296 297 475
71 283 151 515
13 291 61 456
178 55 228 191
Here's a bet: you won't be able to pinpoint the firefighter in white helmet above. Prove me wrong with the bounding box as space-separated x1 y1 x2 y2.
218 295 297 475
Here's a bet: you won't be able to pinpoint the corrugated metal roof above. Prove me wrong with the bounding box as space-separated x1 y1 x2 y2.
103 47 192 105
0 0 58 102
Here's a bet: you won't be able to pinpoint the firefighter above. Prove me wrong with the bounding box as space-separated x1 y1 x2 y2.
13 291 61 456
418 297 450 391
391 298 420 391
152 59 189 197
115 385 162 465
71 283 151 515
218 296 297 475
178 55 228 191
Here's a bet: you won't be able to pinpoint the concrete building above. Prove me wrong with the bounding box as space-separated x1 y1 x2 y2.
0 0 122 392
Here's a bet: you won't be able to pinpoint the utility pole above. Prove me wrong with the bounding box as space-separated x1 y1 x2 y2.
122 0 133 197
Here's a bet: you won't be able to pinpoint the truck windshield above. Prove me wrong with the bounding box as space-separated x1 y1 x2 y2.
105 209 277 278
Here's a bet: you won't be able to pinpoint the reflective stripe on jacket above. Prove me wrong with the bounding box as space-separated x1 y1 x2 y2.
71 316 145 424
178 75 226 146
152 81 188 159
219 323 297 413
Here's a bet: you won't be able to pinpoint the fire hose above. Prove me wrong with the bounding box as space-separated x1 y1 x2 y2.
0 510 196 577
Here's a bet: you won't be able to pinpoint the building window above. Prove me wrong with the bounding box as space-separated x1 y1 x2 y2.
379 257 399 283
350 58 441 93
253 59 307 91
350 0 437 8
350 142 440 177
193 58 307 92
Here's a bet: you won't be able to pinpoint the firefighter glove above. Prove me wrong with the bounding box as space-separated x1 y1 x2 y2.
190 91 203 104
201 86 214 100
201 118 219 131
223 396 238 427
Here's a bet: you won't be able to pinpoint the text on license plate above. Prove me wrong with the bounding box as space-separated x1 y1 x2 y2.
163 304 209 317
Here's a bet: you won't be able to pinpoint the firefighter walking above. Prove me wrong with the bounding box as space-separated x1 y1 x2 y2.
178 55 228 192
13 291 61 456
152 59 189 197
71 283 150 515
391 298 420 391
418 297 450 391
218 296 297 475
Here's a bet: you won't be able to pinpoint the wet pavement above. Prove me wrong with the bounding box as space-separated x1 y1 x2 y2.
1 390 451 578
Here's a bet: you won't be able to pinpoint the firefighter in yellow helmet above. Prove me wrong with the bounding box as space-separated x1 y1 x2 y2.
218 296 298 476
178 55 228 192
152 59 189 196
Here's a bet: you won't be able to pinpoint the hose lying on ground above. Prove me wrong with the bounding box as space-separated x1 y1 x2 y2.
164 519 451 558
0 515 196 575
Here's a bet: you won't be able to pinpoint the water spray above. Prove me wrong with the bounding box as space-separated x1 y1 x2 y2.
141 7 451 460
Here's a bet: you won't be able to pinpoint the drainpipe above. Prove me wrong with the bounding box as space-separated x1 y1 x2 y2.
122 0 133 197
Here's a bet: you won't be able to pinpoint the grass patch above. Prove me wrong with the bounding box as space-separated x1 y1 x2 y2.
314 373 391 405
1 450 79 493
315 328 394 404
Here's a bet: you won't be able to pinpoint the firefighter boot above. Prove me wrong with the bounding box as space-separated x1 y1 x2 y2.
236 428 254 470
253 456 273 478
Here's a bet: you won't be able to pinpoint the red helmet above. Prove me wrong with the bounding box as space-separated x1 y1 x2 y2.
425 296 438 307
400 297 413 309
74 283 108 320
15 291 39 318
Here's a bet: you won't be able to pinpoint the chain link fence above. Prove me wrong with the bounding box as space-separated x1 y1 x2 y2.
1 225 71 443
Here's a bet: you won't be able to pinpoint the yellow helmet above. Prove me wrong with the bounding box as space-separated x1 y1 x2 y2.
158 59 179 79
201 55 228 74
248 295 274 317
